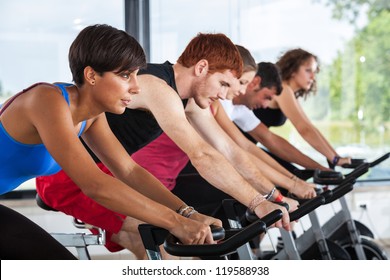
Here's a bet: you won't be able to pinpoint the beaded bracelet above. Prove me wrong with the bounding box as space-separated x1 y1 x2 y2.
176 205 198 218
177 205 192 215
248 193 266 212
176 204 188 214
184 209 198 218
179 206 194 216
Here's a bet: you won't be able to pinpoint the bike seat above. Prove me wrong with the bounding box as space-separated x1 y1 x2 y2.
314 169 344 185
36 193 58 212
293 169 315 180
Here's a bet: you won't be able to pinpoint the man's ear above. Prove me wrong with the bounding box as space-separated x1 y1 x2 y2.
84 66 97 85
194 59 209 76
248 76 261 89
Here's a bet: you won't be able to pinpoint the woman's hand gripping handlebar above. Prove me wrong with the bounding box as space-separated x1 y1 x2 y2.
163 210 283 257
330 152 389 170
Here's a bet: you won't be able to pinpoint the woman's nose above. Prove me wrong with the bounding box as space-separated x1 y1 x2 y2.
130 80 141 94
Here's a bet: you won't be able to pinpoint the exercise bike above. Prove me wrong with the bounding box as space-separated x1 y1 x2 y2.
35 194 106 260
288 152 389 260
222 162 368 260
138 209 283 260
221 190 330 260
319 153 390 260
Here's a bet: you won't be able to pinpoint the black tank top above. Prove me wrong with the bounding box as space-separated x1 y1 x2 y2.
238 107 287 144
253 107 287 128
86 61 188 161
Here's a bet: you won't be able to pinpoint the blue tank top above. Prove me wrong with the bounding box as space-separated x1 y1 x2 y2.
0 83 86 195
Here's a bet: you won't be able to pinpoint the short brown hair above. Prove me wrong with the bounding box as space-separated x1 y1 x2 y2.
177 33 243 78
69 24 146 87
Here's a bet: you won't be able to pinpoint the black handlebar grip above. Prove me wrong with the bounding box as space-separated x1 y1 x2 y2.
342 158 367 169
325 182 354 204
243 205 285 226
255 208 284 227
369 152 390 168
163 218 270 257
289 195 325 221
320 189 333 201
273 201 289 211
345 162 370 179
210 224 225 241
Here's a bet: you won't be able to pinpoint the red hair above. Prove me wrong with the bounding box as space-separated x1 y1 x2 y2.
177 33 243 78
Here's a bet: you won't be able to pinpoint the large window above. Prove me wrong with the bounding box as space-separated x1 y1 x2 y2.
0 0 124 193
1 0 389 196
0 0 124 94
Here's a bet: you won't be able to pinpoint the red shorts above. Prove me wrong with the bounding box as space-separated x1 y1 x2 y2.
36 163 126 252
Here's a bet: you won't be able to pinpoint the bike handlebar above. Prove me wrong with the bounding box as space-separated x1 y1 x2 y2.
342 158 367 169
324 182 354 204
369 152 390 168
290 195 325 221
314 162 369 185
244 195 325 225
163 209 283 257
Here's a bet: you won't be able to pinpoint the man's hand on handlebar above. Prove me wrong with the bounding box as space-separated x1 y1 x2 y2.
290 179 317 199
253 200 291 231
283 196 299 212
